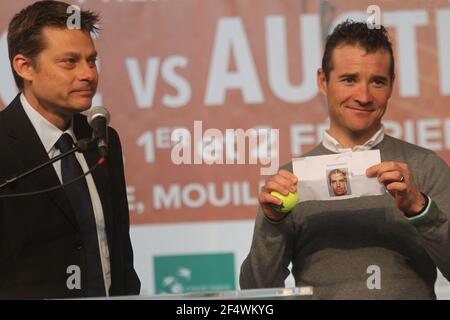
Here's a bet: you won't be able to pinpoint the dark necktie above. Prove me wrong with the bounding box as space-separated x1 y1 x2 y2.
55 133 106 297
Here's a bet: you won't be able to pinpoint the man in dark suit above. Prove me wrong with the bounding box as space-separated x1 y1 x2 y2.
0 1 140 298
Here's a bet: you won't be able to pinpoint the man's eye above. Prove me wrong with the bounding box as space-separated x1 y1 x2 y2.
373 80 386 87
88 57 97 67
342 78 354 84
63 58 76 65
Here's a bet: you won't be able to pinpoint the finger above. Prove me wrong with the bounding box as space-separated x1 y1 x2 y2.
259 192 283 206
398 163 413 181
366 163 380 177
278 169 298 184
385 181 407 194
381 161 404 174
271 175 297 193
264 180 290 195
367 161 401 177
378 170 404 185
397 162 409 172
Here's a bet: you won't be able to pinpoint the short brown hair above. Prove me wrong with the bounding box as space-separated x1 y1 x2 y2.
322 20 395 82
7 0 100 89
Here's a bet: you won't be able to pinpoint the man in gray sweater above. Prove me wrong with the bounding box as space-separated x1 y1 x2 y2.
240 21 450 299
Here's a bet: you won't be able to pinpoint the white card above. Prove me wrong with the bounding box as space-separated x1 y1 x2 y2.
292 150 385 201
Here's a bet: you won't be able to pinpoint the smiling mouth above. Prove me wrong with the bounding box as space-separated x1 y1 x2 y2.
72 90 94 96
346 106 375 112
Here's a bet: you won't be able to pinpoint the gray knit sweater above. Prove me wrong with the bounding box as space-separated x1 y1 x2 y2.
240 135 450 299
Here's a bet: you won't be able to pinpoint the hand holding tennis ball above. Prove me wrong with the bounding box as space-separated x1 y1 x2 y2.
259 169 299 221
270 191 299 213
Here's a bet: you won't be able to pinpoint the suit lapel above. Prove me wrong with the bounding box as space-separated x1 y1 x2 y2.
2 95 79 229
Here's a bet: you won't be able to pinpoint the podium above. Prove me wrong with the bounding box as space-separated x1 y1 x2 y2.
107 287 313 300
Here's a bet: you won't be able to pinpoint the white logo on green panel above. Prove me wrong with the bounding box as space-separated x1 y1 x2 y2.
154 253 235 294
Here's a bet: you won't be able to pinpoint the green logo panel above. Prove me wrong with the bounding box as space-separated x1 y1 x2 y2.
154 252 235 294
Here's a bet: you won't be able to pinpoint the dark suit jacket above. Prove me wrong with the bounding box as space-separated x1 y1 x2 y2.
0 95 140 299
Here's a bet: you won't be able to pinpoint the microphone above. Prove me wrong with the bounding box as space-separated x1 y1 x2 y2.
87 106 110 157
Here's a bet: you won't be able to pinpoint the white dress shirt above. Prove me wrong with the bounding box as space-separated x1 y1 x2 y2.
322 126 385 153
20 94 111 295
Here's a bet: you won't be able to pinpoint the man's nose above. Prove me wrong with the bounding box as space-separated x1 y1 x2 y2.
354 83 372 105
78 61 97 82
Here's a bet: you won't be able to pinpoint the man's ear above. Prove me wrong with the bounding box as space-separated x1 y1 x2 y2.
317 68 327 96
12 54 36 83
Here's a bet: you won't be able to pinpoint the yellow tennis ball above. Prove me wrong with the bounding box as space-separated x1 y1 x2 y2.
270 191 299 213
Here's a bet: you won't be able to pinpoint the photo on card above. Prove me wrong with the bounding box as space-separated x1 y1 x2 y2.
326 167 352 197
293 150 384 202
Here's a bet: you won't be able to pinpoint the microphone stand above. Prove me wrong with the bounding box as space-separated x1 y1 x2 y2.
0 138 95 192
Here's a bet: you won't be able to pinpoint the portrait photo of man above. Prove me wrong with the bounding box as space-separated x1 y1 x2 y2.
327 168 351 197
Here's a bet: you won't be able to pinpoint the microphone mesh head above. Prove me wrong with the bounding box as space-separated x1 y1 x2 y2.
88 106 110 125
